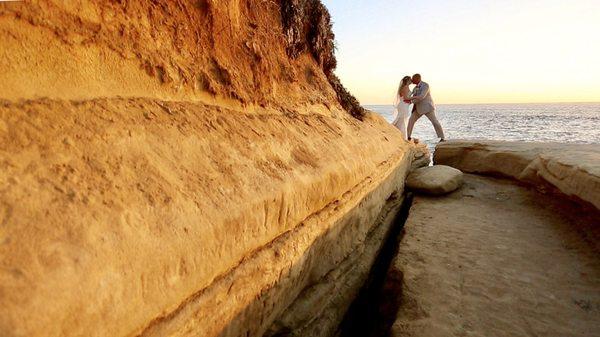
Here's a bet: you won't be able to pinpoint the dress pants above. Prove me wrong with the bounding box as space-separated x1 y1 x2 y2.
407 110 445 139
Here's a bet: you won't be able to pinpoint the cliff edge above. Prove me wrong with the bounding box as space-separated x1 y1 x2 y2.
0 1 411 337
434 140 600 209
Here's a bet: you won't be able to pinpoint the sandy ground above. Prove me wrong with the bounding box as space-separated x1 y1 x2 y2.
391 174 600 337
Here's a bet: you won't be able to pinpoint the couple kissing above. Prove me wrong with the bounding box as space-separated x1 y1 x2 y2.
392 73 445 143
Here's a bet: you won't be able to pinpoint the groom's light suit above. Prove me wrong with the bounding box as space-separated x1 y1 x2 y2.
407 81 445 139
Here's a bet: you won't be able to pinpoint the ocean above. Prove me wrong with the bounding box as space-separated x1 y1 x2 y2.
366 102 600 152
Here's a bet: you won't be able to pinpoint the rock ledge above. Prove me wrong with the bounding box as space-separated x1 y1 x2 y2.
435 140 600 209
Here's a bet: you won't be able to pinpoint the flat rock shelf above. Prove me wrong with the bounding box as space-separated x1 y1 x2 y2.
434 140 600 209
386 174 600 337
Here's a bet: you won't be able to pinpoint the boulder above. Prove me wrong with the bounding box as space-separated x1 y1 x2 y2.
406 165 464 195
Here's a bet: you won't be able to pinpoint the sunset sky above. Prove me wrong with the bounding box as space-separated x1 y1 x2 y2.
321 0 600 104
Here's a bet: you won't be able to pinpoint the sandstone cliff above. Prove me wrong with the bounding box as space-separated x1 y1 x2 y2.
0 1 411 337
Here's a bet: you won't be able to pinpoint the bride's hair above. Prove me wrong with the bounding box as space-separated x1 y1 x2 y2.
397 76 411 96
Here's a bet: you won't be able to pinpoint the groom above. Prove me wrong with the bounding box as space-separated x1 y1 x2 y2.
406 74 445 142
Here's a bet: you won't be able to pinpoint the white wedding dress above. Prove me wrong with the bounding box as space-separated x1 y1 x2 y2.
392 91 411 140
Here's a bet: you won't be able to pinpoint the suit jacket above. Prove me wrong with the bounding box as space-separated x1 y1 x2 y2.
411 81 435 115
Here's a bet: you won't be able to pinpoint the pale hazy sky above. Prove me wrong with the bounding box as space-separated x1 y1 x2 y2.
321 0 600 104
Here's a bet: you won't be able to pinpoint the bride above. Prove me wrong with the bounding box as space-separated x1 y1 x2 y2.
392 76 412 140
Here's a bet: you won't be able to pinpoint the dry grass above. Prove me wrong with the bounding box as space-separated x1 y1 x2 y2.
281 0 366 120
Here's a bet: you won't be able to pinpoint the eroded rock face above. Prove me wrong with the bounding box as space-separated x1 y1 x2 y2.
0 0 340 114
434 140 600 209
410 143 431 171
406 165 464 195
263 193 407 337
0 1 414 337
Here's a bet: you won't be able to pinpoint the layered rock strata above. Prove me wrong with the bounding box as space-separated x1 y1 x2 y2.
0 1 412 337
435 140 600 209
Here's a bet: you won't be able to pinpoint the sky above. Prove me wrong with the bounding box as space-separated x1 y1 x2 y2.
321 0 600 104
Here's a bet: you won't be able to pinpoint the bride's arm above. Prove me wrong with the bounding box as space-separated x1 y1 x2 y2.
400 87 412 102
401 87 410 99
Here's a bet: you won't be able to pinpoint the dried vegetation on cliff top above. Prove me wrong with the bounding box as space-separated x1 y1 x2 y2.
281 0 366 119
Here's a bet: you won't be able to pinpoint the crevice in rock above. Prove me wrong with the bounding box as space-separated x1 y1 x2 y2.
338 193 414 337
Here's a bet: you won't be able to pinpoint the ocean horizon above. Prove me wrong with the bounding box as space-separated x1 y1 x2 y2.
366 102 600 151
